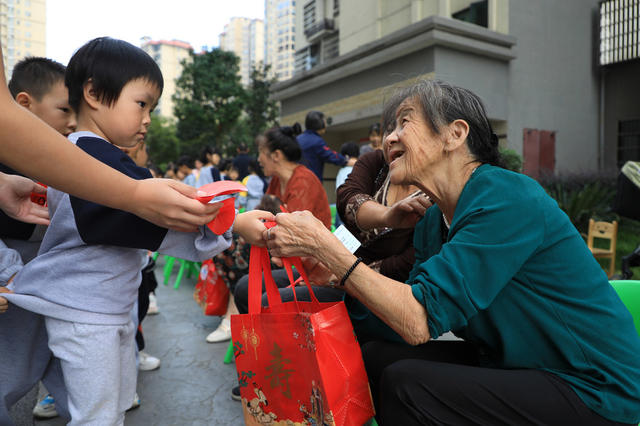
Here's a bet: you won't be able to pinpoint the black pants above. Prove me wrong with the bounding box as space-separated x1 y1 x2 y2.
233 268 344 314
362 340 631 426
135 258 158 351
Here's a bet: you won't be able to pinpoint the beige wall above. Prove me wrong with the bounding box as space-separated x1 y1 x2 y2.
1 0 47 79
338 0 508 56
142 41 192 120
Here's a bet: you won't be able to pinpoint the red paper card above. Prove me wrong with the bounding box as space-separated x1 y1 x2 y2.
30 182 47 207
196 181 247 203
196 181 247 235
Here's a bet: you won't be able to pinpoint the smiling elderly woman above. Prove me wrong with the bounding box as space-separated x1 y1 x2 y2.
264 80 640 425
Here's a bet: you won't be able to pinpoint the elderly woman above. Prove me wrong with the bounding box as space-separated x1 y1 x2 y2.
264 80 640 425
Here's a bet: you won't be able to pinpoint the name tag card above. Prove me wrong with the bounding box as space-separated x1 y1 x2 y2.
333 225 361 254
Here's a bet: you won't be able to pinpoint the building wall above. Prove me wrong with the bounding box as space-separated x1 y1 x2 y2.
265 0 296 81
219 17 265 86
0 0 46 79
506 0 600 173
276 0 615 179
604 61 640 170
142 40 192 120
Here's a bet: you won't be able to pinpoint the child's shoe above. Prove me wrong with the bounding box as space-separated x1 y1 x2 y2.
206 318 231 343
32 393 58 419
147 293 159 315
139 351 161 371
127 393 141 411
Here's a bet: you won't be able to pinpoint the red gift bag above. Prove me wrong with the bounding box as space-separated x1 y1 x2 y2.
193 259 229 316
230 246 375 426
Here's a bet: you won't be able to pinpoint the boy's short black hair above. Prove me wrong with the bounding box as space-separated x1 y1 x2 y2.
177 155 194 169
8 57 66 100
340 141 360 158
305 110 325 132
66 37 163 112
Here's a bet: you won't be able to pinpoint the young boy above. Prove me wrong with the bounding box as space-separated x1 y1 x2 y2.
1 57 77 264
0 37 270 424
0 56 77 422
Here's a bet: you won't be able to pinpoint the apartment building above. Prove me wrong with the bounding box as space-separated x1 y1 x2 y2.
141 38 193 120
219 17 265 86
0 0 46 79
265 0 296 81
272 0 639 193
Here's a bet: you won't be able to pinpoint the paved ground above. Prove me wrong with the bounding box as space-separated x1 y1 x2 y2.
10 258 244 425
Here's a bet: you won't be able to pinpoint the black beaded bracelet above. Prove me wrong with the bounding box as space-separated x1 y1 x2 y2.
339 257 363 287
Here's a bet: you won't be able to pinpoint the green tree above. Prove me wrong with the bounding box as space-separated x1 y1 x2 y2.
146 115 180 169
173 48 245 155
244 62 280 140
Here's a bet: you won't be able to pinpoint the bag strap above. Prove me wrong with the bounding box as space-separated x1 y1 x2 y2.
281 257 320 306
247 226 322 312
248 245 282 314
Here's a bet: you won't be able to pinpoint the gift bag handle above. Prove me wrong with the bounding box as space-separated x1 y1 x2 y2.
248 245 283 314
247 223 322 313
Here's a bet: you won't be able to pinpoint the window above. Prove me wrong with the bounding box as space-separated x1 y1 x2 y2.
600 0 640 66
452 0 488 28
333 0 339 17
618 119 640 167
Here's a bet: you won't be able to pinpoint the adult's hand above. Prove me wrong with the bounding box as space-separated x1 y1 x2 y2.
234 209 276 246
265 211 335 259
0 172 49 225
381 194 431 229
129 178 223 232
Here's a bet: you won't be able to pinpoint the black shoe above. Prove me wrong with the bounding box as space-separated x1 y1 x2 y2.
231 386 241 401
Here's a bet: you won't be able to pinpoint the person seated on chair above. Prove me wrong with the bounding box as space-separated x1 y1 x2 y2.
264 79 640 426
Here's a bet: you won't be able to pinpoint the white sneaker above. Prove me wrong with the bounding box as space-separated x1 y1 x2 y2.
139 351 161 371
127 393 141 411
206 319 231 343
33 393 58 419
147 293 159 315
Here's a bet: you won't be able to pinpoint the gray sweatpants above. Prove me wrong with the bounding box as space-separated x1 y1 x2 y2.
45 317 136 426
0 305 69 424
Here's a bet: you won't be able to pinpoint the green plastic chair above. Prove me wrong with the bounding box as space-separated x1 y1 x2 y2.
223 339 234 364
330 203 337 232
609 280 640 337
162 255 201 289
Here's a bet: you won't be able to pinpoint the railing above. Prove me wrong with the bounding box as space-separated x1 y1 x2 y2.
304 18 335 39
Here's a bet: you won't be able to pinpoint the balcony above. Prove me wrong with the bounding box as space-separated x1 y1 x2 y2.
304 18 335 43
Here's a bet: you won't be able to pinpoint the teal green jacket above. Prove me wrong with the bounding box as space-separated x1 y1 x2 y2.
410 164 640 423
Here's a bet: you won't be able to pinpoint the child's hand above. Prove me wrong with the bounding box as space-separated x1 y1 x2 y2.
0 287 13 314
234 210 276 246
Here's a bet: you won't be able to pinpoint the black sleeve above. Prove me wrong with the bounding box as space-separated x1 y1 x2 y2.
211 167 221 182
70 137 168 250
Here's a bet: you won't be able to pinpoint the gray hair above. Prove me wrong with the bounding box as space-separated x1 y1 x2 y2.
383 79 502 167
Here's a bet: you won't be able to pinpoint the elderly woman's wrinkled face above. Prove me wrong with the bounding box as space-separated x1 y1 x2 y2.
385 98 444 185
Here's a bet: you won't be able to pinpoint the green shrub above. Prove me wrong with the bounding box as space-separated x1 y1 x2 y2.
539 171 617 234
500 147 523 173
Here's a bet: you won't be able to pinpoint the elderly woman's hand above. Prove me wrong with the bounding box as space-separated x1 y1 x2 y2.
382 194 432 229
265 211 331 258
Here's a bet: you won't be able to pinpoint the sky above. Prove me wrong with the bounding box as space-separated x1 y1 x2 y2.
46 0 265 64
